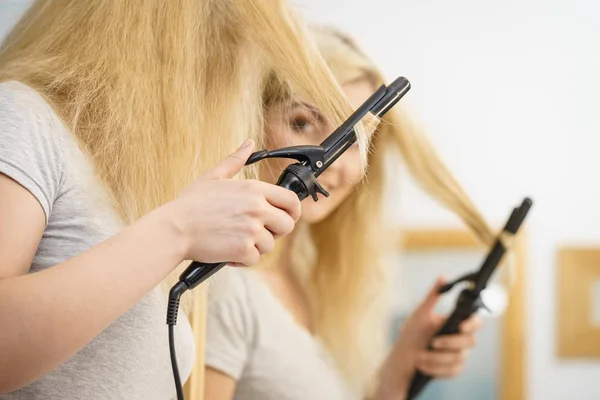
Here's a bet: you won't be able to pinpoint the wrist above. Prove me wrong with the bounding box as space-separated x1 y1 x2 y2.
374 339 416 400
148 201 191 263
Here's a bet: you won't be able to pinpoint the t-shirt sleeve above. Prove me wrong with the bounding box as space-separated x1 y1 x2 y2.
0 83 65 225
205 270 256 381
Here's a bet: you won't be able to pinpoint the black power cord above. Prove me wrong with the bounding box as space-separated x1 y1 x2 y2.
168 325 183 400
167 281 187 400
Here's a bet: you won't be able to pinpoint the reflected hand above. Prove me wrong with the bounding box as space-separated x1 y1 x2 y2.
398 276 482 379
374 277 483 400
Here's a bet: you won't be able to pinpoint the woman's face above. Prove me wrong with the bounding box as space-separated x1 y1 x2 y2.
263 79 375 224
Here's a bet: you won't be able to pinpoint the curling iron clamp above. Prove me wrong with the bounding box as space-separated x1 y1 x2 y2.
406 197 533 399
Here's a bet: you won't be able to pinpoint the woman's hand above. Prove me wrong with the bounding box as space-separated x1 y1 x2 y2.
167 139 301 266
397 277 482 379
374 277 482 400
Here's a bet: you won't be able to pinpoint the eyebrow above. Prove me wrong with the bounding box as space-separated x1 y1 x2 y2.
288 101 326 122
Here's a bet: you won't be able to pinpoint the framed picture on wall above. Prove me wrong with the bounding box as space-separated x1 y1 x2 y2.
557 247 600 358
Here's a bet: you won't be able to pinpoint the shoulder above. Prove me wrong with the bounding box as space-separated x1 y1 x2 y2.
205 267 264 346
207 268 255 315
0 80 56 118
0 80 68 143
0 81 68 223
204 268 259 379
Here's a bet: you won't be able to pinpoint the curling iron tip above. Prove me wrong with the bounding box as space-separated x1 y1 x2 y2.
388 76 411 93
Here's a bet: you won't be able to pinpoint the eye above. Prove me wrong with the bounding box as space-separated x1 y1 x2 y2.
289 112 316 133
291 116 311 130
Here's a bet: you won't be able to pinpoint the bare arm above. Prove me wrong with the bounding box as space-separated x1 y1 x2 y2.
0 173 185 393
204 367 238 400
0 139 301 394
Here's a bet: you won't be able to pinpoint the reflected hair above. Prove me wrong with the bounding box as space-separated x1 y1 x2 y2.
269 25 498 393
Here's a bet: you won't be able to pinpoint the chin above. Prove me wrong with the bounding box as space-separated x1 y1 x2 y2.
300 203 336 225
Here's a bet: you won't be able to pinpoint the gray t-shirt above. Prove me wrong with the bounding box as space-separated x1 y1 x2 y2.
205 268 361 400
0 81 195 400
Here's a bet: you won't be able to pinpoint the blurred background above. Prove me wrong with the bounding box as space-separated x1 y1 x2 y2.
291 1 600 399
3 0 599 398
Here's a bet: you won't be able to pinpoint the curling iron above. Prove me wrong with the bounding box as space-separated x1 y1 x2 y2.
167 76 412 400
406 197 533 399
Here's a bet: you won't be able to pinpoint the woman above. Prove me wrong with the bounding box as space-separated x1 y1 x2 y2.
204 26 498 400
0 2 368 399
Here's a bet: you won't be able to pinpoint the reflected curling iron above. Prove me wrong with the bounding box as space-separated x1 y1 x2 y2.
406 197 533 399
167 77 412 400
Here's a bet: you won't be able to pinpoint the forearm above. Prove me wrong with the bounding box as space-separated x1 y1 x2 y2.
0 204 186 393
369 341 415 400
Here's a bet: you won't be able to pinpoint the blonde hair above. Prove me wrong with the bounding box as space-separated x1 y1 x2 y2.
272 26 498 392
0 0 369 307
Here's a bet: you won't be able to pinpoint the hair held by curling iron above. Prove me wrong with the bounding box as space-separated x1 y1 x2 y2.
0 0 372 311
260 25 505 394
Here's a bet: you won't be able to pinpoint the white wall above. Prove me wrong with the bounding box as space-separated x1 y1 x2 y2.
293 0 600 399
0 1 31 38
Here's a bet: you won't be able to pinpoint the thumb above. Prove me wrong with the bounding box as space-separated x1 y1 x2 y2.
202 139 255 180
417 276 446 314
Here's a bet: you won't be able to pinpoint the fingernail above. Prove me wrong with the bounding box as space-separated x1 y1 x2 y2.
239 139 252 149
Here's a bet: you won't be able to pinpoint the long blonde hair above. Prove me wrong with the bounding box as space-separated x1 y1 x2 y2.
0 1 369 301
275 26 498 392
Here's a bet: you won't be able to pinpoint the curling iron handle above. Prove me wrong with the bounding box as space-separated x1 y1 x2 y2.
407 290 479 399
179 261 227 290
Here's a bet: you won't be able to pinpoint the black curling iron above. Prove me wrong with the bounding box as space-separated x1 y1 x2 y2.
167 76 412 400
406 197 533 400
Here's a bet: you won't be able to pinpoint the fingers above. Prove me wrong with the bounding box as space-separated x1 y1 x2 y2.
235 240 260 267
254 225 275 255
419 350 468 367
417 276 446 314
432 332 477 351
263 207 295 239
418 323 474 378
459 315 483 334
416 350 468 378
243 181 298 238
259 182 301 222
202 139 255 180
234 216 277 266
429 315 482 351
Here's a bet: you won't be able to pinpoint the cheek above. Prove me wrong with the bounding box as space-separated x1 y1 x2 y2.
299 200 331 224
344 162 364 187
337 152 365 189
